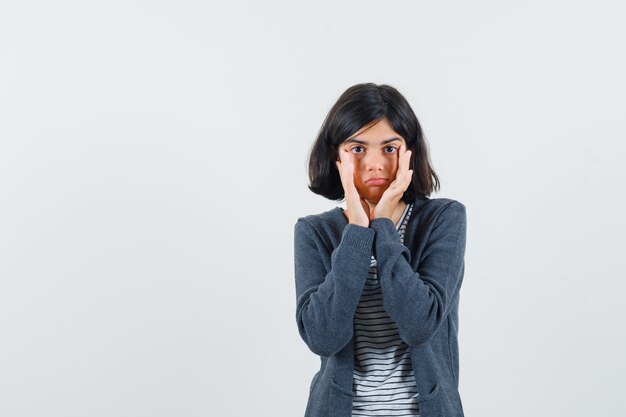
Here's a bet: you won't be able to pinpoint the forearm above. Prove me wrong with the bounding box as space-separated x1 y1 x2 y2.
295 221 375 356
369 202 467 346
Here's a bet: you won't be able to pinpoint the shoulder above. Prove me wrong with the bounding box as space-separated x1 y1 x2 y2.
296 206 339 225
294 206 344 242
425 198 467 239
416 196 464 209
412 196 465 216
409 197 466 230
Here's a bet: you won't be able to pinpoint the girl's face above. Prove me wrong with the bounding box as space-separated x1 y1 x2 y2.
338 117 407 203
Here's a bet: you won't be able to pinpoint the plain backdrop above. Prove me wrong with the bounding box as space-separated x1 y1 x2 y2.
1 1 625 416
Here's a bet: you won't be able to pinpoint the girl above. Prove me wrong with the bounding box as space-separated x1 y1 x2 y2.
294 83 467 417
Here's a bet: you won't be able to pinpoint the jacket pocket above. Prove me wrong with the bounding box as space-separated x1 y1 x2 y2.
327 377 355 417
417 382 440 403
330 378 355 397
418 384 463 417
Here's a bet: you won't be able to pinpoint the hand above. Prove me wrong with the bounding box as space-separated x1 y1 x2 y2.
335 148 371 227
371 144 413 221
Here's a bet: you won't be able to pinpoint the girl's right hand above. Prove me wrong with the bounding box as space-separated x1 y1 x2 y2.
335 147 370 227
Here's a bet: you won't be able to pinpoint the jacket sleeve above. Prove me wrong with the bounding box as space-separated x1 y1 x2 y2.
369 201 467 347
294 219 375 357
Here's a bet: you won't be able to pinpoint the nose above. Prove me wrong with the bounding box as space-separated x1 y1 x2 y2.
363 151 386 172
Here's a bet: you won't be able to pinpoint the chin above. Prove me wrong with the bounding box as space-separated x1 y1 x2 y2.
365 194 384 203
357 187 387 202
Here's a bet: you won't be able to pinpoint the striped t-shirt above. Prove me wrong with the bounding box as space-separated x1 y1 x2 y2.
352 202 420 416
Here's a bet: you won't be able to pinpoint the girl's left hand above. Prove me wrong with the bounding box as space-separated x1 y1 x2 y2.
370 144 413 221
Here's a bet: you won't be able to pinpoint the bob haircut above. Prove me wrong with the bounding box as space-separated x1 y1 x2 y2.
307 83 440 203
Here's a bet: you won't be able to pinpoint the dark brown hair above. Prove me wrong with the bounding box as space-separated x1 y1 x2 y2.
307 83 440 203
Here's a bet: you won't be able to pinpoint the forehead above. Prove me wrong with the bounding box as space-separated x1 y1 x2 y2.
342 136 403 146
343 118 405 146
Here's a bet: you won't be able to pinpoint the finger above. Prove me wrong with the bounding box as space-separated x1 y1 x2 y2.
339 146 346 161
340 149 359 198
338 146 350 168
405 147 412 170
396 144 408 179
336 153 346 187
405 169 413 188
346 150 355 184
402 144 411 171
337 148 348 173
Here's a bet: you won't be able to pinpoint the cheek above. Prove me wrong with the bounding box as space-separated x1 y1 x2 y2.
391 160 400 175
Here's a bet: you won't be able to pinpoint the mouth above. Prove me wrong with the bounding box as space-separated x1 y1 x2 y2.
365 178 387 185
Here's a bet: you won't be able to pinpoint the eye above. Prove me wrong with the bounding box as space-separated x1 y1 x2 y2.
350 146 365 154
384 146 398 153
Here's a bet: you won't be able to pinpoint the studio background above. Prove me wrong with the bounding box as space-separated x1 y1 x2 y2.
1 1 625 416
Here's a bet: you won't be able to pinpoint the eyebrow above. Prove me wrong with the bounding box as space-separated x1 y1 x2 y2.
343 137 403 146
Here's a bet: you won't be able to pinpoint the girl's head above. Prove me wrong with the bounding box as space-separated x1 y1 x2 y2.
307 83 440 203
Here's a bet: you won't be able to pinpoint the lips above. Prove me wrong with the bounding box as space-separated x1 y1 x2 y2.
366 177 387 185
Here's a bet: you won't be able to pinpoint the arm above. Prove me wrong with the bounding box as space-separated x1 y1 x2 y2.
294 219 375 357
369 201 467 347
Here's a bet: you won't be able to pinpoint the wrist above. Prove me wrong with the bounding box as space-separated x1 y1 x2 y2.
349 220 370 227
371 210 393 221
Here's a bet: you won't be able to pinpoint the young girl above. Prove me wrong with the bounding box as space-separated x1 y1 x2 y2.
294 83 467 417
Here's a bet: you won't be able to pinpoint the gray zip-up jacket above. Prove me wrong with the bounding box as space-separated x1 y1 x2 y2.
294 197 467 417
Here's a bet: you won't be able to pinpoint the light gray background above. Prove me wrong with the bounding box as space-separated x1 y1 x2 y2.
1 1 625 416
